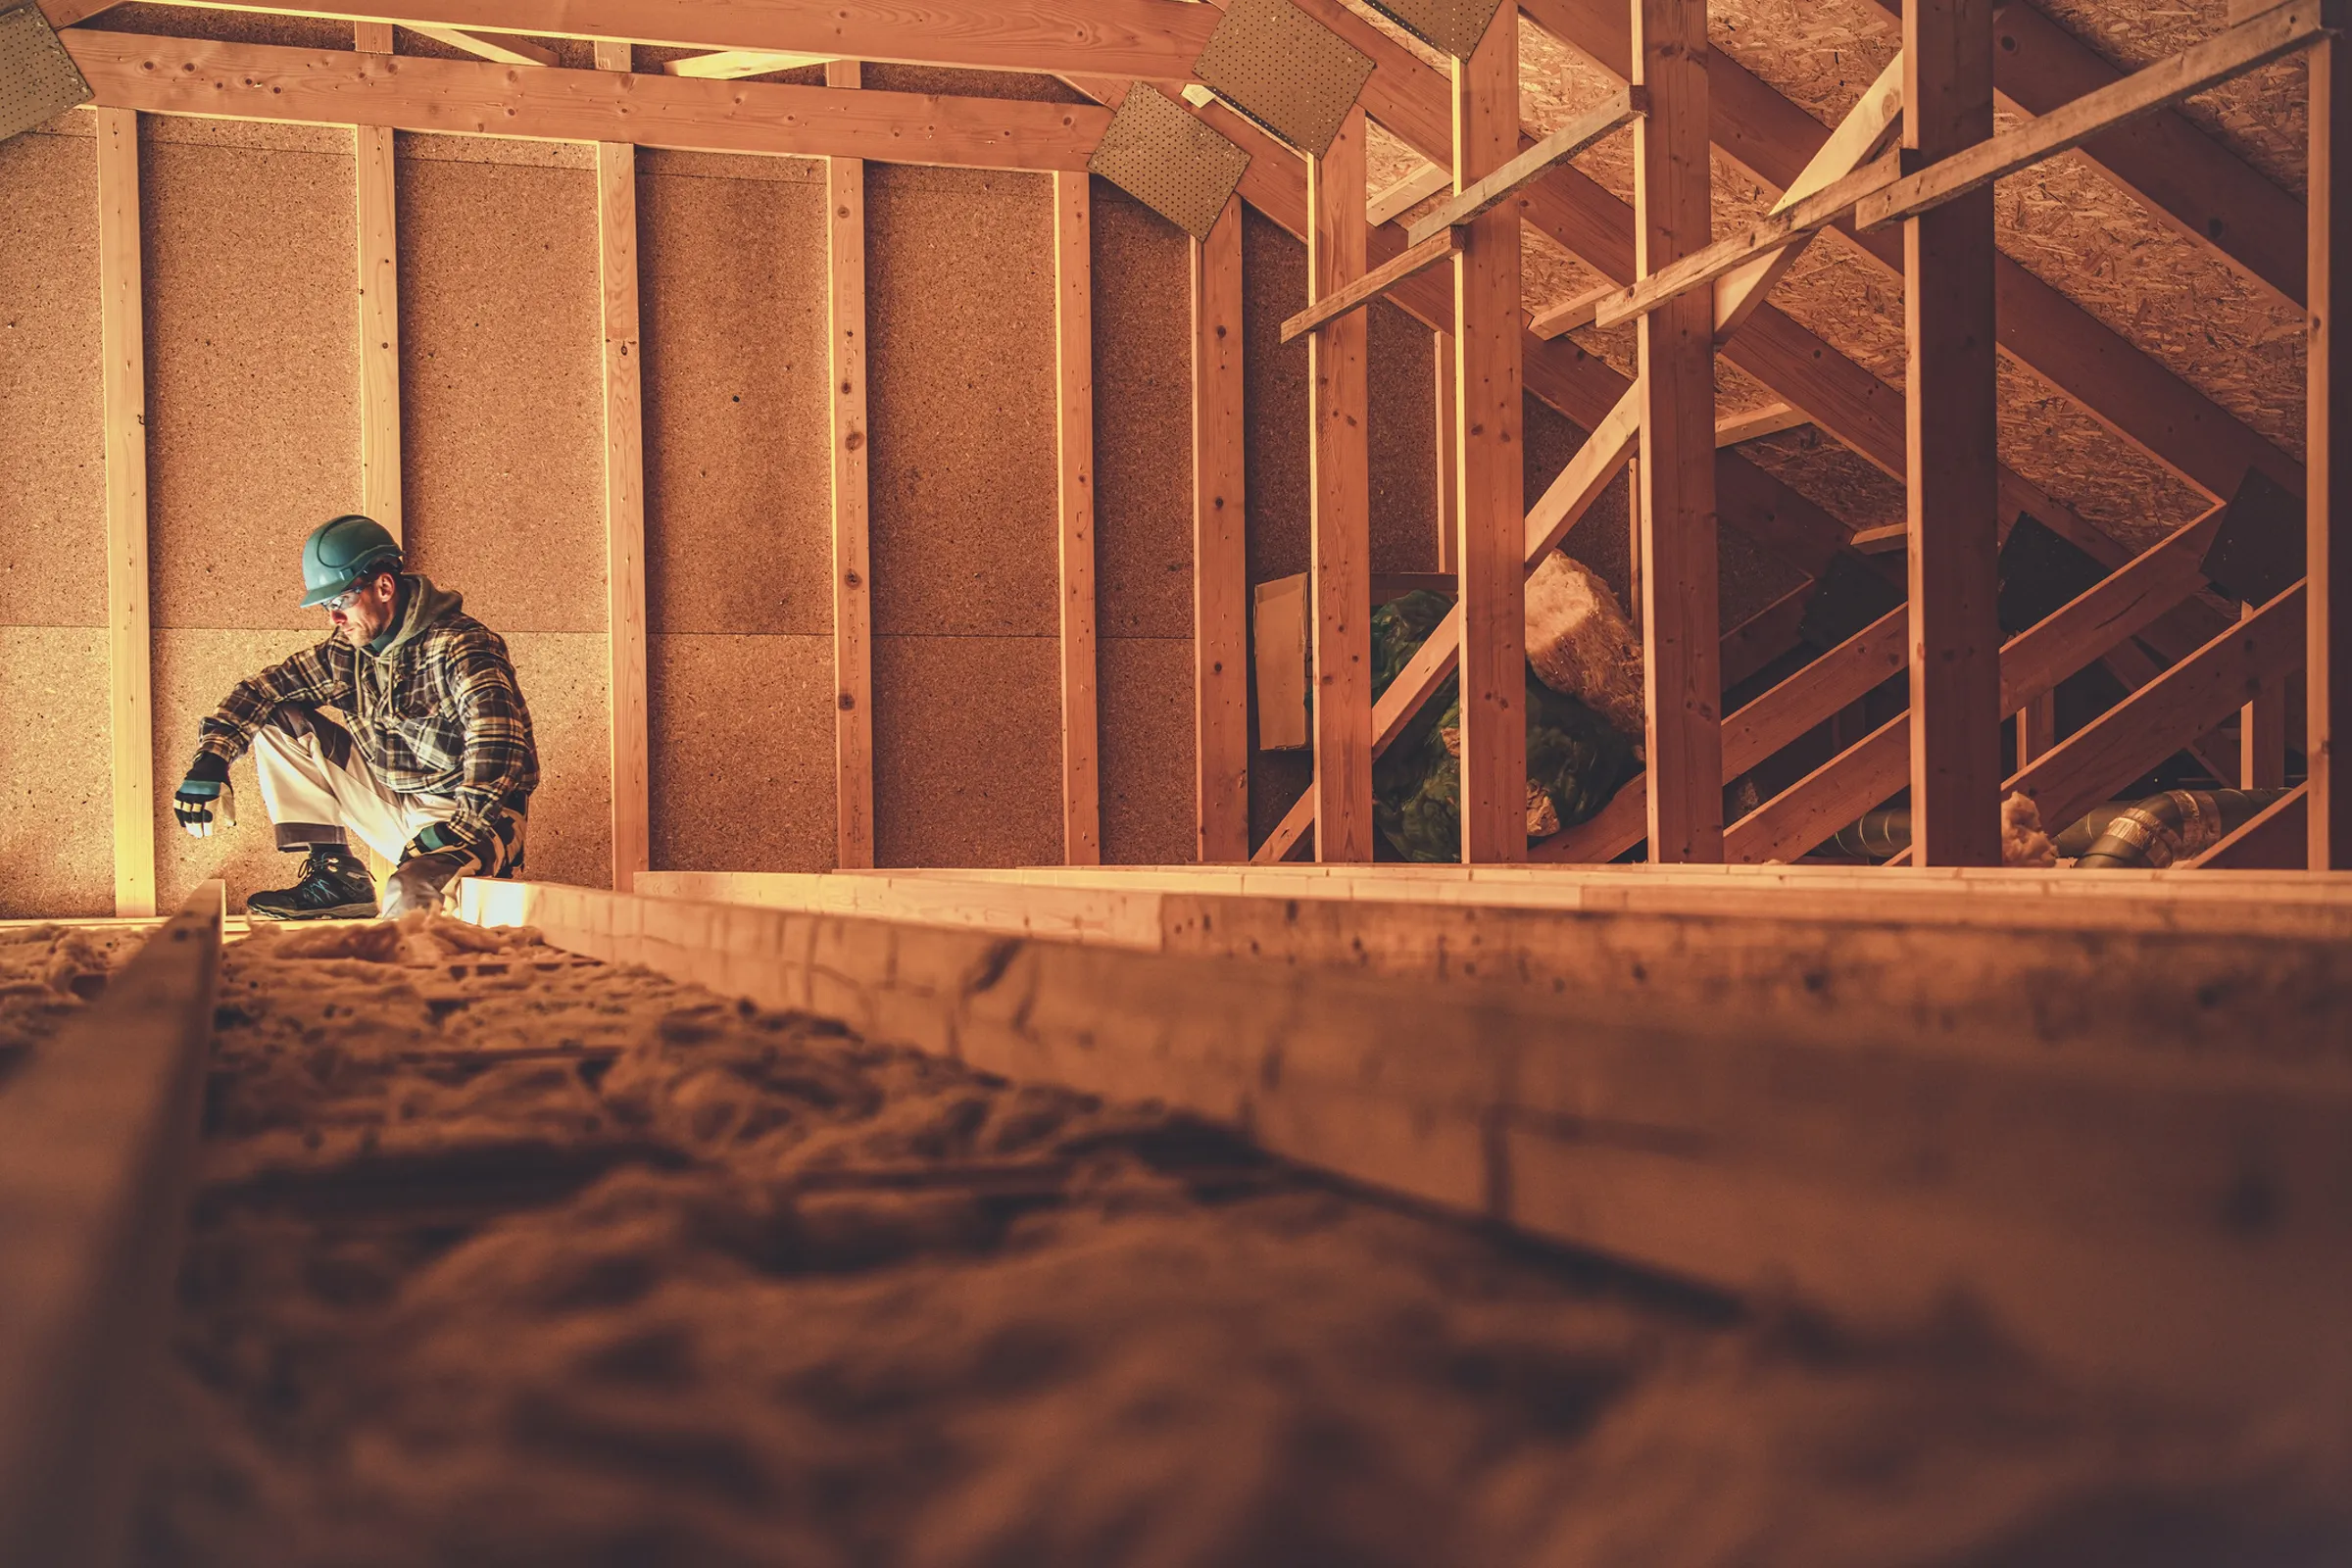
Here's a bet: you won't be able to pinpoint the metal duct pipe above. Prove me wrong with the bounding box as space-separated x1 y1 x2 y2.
1832 790 2293 867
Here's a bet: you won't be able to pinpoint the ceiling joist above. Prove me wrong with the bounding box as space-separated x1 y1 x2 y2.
53 0 1216 78
62 29 1110 170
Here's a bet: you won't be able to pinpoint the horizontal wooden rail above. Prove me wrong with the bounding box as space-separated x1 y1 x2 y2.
1402 86 1644 245
67 30 1112 171
1278 228 1461 344
93 0 1218 77
1366 162 1450 226
467 878 2352 1420
0 882 223 1568
1855 2 2336 229
1593 152 1901 329
1528 282 1614 339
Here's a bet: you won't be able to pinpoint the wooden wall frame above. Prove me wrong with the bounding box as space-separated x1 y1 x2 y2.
1309 105 1373 861
354 21 401 538
96 105 155 918
1191 196 1250 863
1053 170 1101 865
827 58 876 870
594 39 650 891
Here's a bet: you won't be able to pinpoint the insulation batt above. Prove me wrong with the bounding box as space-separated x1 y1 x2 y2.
1523 552 1647 748
2002 791 2061 869
136 916 2352 1566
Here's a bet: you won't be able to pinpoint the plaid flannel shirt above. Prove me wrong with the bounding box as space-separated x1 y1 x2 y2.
196 582 538 854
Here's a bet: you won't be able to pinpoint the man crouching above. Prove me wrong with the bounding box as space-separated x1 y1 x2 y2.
171 514 539 920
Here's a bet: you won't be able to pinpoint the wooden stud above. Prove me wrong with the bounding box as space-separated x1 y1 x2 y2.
1904 0 2003 867
2314 30 2350 866
1452 7 1528 862
1192 196 1250 864
1054 170 1101 865
595 40 649 891
826 58 874 869
1633 0 1722 863
96 107 154 920
2016 694 2057 767
1433 330 1458 573
70 31 1113 172
1309 106 1374 863
354 23 400 539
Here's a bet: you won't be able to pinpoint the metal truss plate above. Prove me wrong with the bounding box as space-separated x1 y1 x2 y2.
1358 0 1511 60
1088 84 1251 242
1191 0 1374 159
0 4 93 145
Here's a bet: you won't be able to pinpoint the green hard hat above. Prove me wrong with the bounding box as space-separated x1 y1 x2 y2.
299 514 402 608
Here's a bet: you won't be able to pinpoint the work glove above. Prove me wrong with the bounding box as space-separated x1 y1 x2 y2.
381 823 476 917
173 753 236 838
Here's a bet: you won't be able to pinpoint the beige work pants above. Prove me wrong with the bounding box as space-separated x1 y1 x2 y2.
251 706 524 873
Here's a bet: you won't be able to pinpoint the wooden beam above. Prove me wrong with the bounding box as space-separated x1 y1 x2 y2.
1053 170 1100 866
1904 0 2002 867
1633 0 1721 863
0 884 221 1567
1995 505 2223 712
105 0 1217 77
1278 226 1459 345
663 49 835 78
1595 151 1899 330
355 22 400 539
1193 197 1250 864
1715 402 1807 446
1367 161 1450 226
1433 330 1458 571
407 23 556 65
2015 583 2307 832
2317 29 2352 867
826 58 874 869
1452 11 1527 863
593 41 648 892
2190 782 2309 867
1859 5 2332 231
1514 0 2307 508
96 107 155 920
68 31 1112 172
1527 281 1614 339
1403 85 1644 245
1309 107 1374 862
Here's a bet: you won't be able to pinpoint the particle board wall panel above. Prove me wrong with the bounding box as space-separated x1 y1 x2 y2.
871 634 1062 868
140 135 358 632
1099 636 1197 866
0 120 105 630
863 164 1062 865
148 628 318 914
647 633 835 873
397 137 611 886
637 155 831 636
0 629 112 918
1366 297 1439 572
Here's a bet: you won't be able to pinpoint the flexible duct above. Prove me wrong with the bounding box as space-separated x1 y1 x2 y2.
1832 790 2292 867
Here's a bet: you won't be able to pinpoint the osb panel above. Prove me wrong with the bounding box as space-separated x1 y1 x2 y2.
1994 357 2212 551
2033 0 2306 194
863 165 1058 638
1992 137 2304 462
871 634 1061 868
150 627 320 913
639 159 832 637
503 632 612 891
1738 428 1905 534
1709 0 1898 127
397 149 606 634
0 627 111 918
0 126 104 628
100 3 353 50
647 633 834 872
1098 636 1196 866
142 137 359 631
1090 181 1194 641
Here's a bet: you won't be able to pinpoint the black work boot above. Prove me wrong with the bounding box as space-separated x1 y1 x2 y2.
247 845 378 921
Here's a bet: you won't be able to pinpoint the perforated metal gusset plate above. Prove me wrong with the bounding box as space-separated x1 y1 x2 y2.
1190 0 1373 159
1358 0 1510 60
0 3 93 145
1088 85 1252 242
